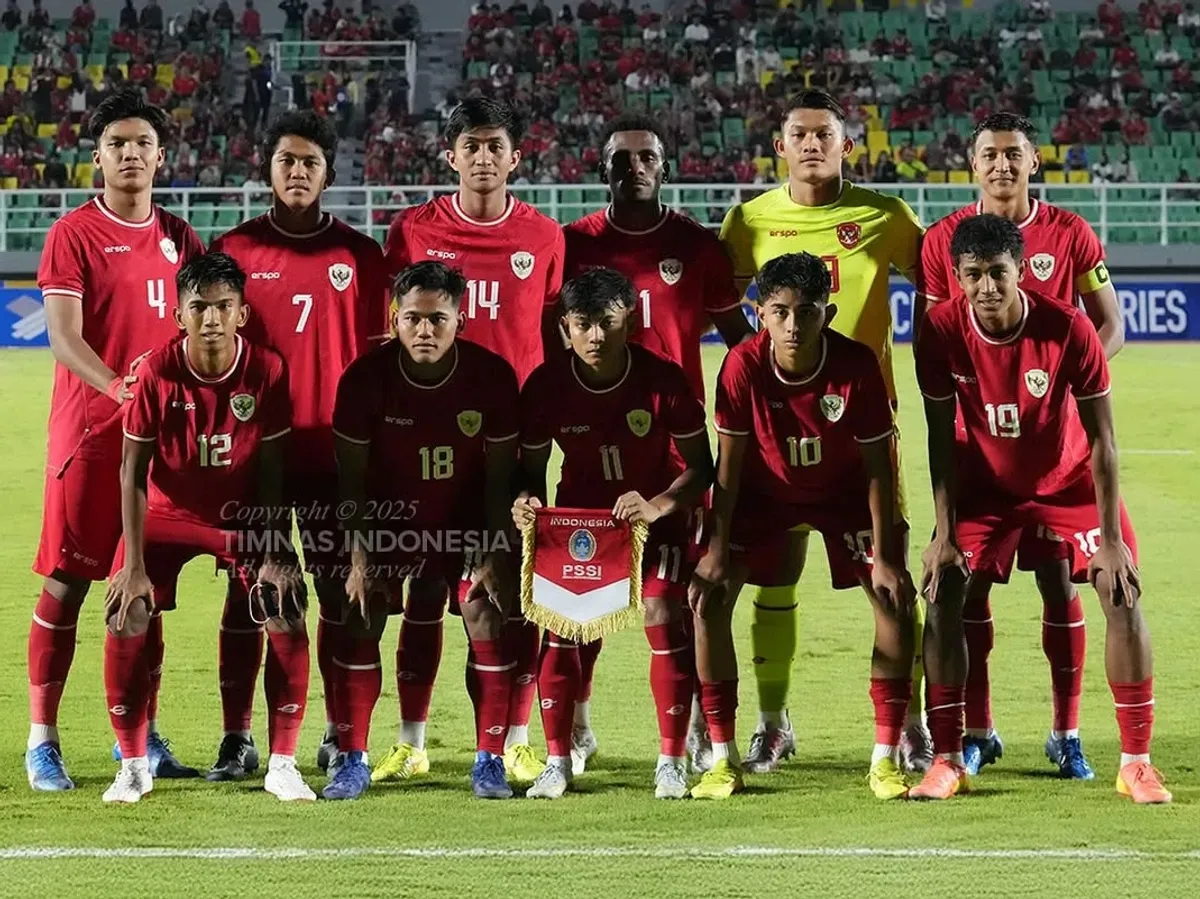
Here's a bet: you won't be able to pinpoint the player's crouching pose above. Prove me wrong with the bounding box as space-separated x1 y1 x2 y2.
912 215 1170 803
328 261 522 801
688 253 916 800
104 253 312 803
512 268 714 800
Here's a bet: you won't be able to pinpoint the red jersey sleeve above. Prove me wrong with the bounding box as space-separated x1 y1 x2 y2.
383 208 413 279
331 356 377 445
713 348 754 436
661 362 707 438
918 221 952 304
261 353 293 441
914 313 956 401
484 360 520 442
123 359 161 443
1065 310 1111 400
543 227 566 307
703 241 741 314
518 367 553 449
37 218 85 299
848 350 895 443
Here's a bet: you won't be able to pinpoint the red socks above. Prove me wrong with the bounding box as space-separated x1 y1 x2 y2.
699 680 738 745
316 613 345 725
334 635 382 753
505 617 540 732
1111 678 1154 755
578 639 602 703
28 589 83 727
145 614 164 724
927 683 966 755
105 631 150 758
265 628 310 757
1042 595 1086 733
869 677 913 746
645 624 694 757
218 591 265 733
537 635 580 757
396 595 445 727
963 595 994 732
466 638 513 755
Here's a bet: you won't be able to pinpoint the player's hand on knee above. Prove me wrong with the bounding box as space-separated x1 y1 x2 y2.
1088 540 1141 608
688 551 727 617
872 558 915 611
473 551 516 621
251 559 308 626
612 491 661 525
105 567 153 633
345 564 385 628
919 536 967 604
512 493 541 530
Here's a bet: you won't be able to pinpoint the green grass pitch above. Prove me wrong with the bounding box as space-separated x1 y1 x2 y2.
0 343 1198 898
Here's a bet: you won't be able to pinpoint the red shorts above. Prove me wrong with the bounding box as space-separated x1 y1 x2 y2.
642 513 694 601
956 478 1138 585
1014 524 1073 572
34 454 123 581
728 489 881 590
110 516 253 612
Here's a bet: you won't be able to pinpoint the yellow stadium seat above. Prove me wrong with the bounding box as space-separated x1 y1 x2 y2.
34 162 44 179
86 64 103 86
1039 144 1060 164
863 104 879 121
116 64 128 79
0 124 7 137
56 75 72 90
948 169 972 184
848 144 867 165
0 66 8 85
1 177 17 190
12 73 29 91
13 63 31 79
156 64 174 87
74 163 95 188
1068 170 1091 184
867 130 890 157
759 70 775 89
1044 170 1066 184
36 123 55 138
928 170 947 183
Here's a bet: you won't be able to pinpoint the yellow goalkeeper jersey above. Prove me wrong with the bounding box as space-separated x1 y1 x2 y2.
719 183 923 401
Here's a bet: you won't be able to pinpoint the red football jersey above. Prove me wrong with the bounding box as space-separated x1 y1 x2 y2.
564 207 741 400
521 345 707 508
915 289 1110 500
920 199 1109 307
332 340 519 528
715 329 894 505
385 194 565 385
37 197 205 466
123 335 291 528
209 212 389 475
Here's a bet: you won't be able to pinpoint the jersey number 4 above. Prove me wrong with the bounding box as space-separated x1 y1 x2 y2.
147 279 166 319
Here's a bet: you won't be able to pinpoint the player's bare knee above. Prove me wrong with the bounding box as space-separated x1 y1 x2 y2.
106 599 151 637
265 613 307 636
1034 561 1075 605
963 573 993 612
460 597 502 641
643 596 673 628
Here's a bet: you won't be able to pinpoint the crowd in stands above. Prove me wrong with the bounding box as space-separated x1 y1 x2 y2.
358 0 1200 188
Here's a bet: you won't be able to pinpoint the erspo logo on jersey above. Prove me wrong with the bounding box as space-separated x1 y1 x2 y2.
251 272 281 279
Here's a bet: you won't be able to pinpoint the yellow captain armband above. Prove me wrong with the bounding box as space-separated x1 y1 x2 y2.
1076 261 1111 295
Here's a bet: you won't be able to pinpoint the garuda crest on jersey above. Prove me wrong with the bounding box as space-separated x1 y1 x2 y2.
1024 368 1049 399
511 251 535 280
328 263 354 292
836 222 861 249
659 258 683 286
457 409 482 437
159 237 178 264
626 409 652 437
1029 253 1055 282
819 394 845 422
231 393 256 422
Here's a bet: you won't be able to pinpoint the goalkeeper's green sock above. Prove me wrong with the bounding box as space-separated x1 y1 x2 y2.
907 597 927 724
750 584 799 729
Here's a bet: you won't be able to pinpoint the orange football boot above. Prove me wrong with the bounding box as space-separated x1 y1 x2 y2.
908 757 970 800
1116 761 1172 804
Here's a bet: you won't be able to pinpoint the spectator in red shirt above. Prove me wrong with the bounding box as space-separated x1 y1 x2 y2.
1113 39 1138 68
1051 113 1076 144
557 151 584 182
577 0 601 23
891 30 912 59
1074 42 1098 70
1122 112 1149 143
242 0 262 38
732 150 757 183
71 0 96 28
130 59 154 84
174 71 199 98
1172 61 1194 87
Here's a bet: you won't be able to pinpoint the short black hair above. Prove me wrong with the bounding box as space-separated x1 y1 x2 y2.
392 261 468 307
560 268 636 318
89 89 171 144
781 88 846 126
599 113 671 165
444 97 523 147
971 112 1039 151
176 252 247 301
950 214 1025 266
261 109 338 172
756 252 832 305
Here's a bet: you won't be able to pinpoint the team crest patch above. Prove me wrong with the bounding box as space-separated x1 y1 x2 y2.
819 394 845 422
457 409 482 437
626 409 652 437
836 222 861 249
659 258 683 286
231 393 256 422
568 528 597 562
159 237 178 264
1030 253 1055 282
510 251 535 280
328 263 353 292
1024 369 1049 399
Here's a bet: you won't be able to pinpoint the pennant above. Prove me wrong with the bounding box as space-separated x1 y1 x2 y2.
520 507 649 643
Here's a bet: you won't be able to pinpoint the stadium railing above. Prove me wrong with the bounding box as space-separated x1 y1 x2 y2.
3 183 1199 250
270 39 417 113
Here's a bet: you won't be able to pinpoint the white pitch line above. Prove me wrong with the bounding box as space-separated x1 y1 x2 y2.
1 846 1199 862
1124 449 1195 455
